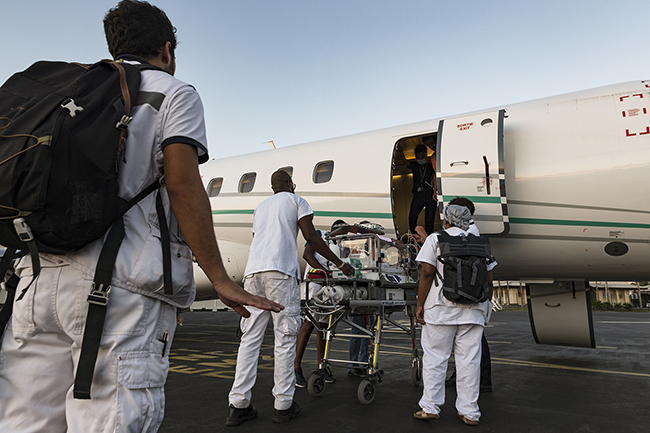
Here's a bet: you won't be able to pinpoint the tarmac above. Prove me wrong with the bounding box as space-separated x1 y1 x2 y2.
159 309 650 433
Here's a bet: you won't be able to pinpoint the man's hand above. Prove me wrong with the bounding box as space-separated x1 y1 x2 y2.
163 143 284 319
338 262 355 276
415 305 426 325
413 225 429 242
213 280 284 318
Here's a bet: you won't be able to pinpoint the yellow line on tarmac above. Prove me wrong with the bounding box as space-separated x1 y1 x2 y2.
491 357 650 378
598 321 650 324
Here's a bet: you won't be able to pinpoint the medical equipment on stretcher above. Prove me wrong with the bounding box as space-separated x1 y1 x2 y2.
301 232 422 404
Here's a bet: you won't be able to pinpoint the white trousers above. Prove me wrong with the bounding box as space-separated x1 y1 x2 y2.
419 322 483 421
0 257 177 433
228 271 301 411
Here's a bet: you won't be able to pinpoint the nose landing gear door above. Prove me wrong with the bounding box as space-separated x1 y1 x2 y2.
436 109 508 236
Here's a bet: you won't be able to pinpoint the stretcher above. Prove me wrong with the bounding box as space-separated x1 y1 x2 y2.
301 230 423 404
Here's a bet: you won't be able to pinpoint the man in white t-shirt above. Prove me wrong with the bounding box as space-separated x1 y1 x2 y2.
413 204 496 426
227 170 354 426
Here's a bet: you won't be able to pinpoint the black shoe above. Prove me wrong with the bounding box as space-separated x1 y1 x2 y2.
480 385 492 393
324 371 336 384
272 401 301 423
295 367 307 388
226 404 258 426
347 368 364 377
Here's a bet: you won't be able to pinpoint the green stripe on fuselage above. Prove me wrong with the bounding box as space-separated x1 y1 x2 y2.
441 195 501 204
211 209 649 230
212 209 393 219
509 217 650 230
212 209 254 215
313 211 393 219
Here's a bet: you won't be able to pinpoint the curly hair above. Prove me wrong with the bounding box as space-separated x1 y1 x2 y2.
103 0 177 60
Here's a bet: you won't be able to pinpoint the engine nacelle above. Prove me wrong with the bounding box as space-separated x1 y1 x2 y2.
526 281 595 348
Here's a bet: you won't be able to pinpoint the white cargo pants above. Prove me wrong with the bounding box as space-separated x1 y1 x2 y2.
0 256 177 433
419 323 483 421
228 271 301 411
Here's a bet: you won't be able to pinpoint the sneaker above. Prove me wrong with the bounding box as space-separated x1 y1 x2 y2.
226 404 258 426
413 409 439 420
272 401 301 423
324 371 336 384
457 413 479 426
295 367 307 388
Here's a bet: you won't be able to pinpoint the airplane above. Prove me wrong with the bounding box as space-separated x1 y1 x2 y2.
194 80 650 349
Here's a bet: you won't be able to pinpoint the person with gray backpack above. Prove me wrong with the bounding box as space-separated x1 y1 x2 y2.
0 2 282 432
412 204 496 427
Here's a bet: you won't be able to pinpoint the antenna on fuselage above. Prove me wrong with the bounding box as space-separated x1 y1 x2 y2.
263 140 276 149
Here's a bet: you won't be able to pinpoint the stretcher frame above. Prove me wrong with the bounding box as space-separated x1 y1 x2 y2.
302 233 422 404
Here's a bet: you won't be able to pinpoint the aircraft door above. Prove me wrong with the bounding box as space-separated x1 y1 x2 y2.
436 109 508 235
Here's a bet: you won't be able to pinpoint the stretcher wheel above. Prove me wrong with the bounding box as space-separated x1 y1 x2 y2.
357 379 375 405
308 373 326 398
411 357 422 386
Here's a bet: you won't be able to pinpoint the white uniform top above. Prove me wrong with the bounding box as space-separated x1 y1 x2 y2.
244 192 313 281
20 57 208 308
416 226 496 326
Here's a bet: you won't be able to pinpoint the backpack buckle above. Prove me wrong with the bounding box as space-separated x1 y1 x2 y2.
115 115 133 130
13 217 34 242
61 98 84 117
87 283 111 306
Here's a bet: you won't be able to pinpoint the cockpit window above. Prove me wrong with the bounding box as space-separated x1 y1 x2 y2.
239 173 256 193
313 161 334 184
207 177 223 197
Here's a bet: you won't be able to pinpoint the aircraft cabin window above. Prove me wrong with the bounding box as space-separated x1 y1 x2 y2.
278 166 293 177
207 177 223 197
313 161 334 184
239 173 256 193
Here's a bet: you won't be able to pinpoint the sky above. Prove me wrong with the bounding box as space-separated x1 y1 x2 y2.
3 0 650 159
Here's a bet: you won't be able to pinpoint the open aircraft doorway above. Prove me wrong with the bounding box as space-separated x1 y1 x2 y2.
391 133 442 240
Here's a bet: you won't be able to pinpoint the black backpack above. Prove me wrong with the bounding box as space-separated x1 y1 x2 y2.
434 230 494 304
0 60 160 257
0 59 172 400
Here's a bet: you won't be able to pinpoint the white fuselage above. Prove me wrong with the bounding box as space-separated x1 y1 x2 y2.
195 80 650 300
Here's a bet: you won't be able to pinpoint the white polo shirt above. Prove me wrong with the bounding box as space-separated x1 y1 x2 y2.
244 192 313 281
23 58 209 308
416 227 496 325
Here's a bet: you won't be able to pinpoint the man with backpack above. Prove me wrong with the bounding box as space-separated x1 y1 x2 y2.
0 2 282 432
413 204 496 426
417 197 494 393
